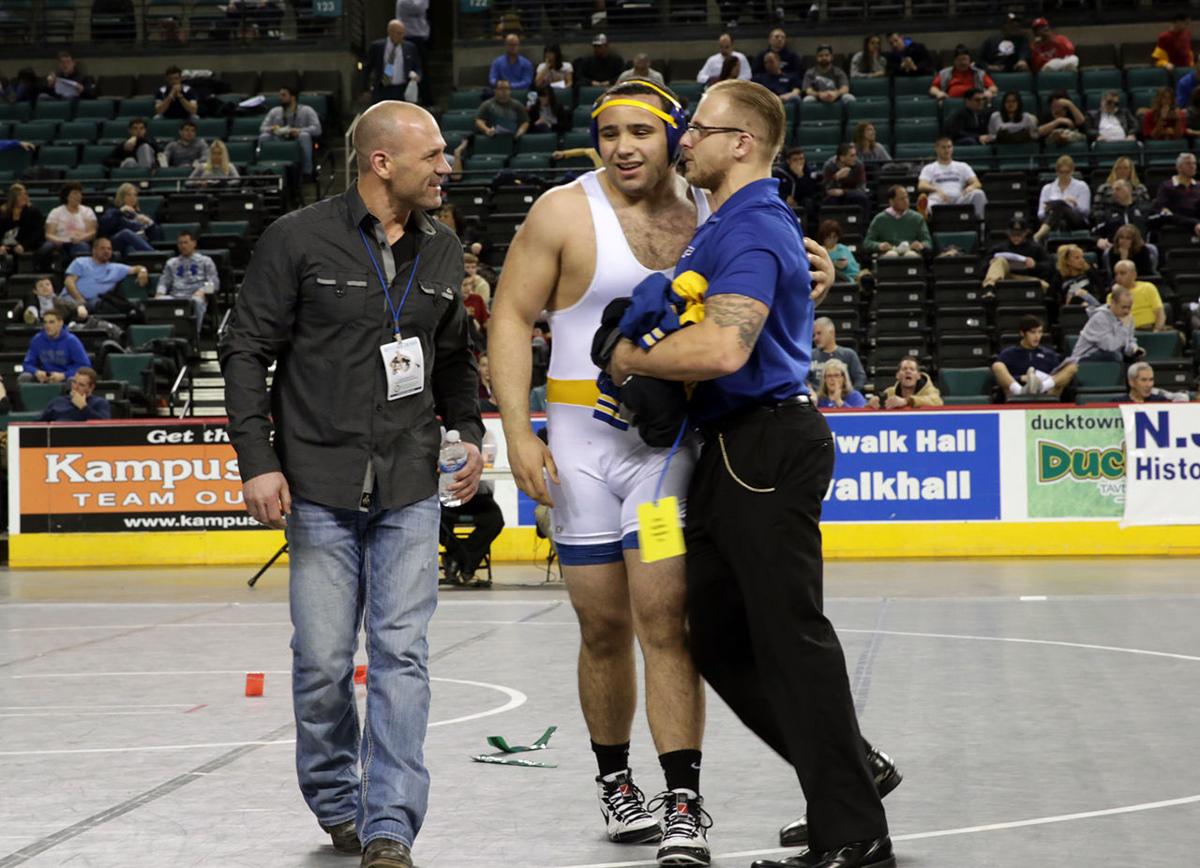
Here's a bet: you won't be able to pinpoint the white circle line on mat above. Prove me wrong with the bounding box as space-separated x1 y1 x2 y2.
0 677 525 757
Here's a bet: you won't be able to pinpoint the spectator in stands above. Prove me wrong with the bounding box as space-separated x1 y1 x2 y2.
44 50 95 100
707 55 742 90
1100 223 1156 278
879 358 943 408
1066 285 1143 364
753 51 802 103
105 117 158 169
534 44 572 91
1050 244 1106 307
1176 64 1199 109
988 90 1039 143
818 219 861 285
1143 87 1188 140
1029 18 1079 72
64 236 149 315
1040 90 1087 147
394 0 428 48
864 185 931 259
157 229 217 335
1033 155 1090 241
22 276 75 325
0 183 45 268
463 283 488 334
39 366 111 421
259 86 322 177
851 33 887 78
1152 152 1200 237
99 183 160 256
223 0 283 39
946 88 994 145
462 252 490 305
1108 259 1167 331
886 31 935 77
753 28 803 77
815 358 867 409
19 309 89 384
983 217 1049 290
154 66 198 121
802 45 853 104
190 139 240 183
529 86 570 135
852 121 891 164
488 33 534 91
439 480 504 588
1093 181 1150 250
697 33 751 84
477 352 496 412
930 45 997 102
364 19 422 103
822 142 869 213
775 147 821 220
810 316 867 392
1186 88 1200 137
41 182 96 270
1095 156 1150 211
1154 13 1193 71
1083 91 1137 144
576 33 625 87
475 79 529 140
982 13 1031 73
1125 361 1189 402
918 137 988 219
435 202 483 257
616 54 665 87
162 120 210 168
992 315 1076 398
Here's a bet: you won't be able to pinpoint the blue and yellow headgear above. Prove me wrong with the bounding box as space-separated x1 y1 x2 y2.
589 80 689 161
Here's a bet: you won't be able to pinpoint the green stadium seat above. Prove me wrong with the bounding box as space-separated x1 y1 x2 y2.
1135 330 1181 360
33 100 74 122
1080 69 1122 92
225 141 254 164
578 86 606 106
795 125 842 148
55 120 100 144
1145 139 1183 166
515 132 556 155
15 121 60 144
1035 70 1079 94
472 133 514 156
991 71 1033 93
510 153 551 170
208 220 249 236
0 103 32 123
994 141 1042 170
129 324 174 346
572 104 594 128
149 118 180 140
0 146 33 176
65 165 108 181
101 119 133 141
1073 361 1123 392
668 82 703 107
192 119 227 141
449 89 486 110
893 97 940 120
230 116 266 141
560 130 592 150
1129 88 1163 112
1091 140 1142 162
105 352 155 385
934 231 979 253
894 120 940 144
19 383 64 413
38 145 79 169
800 100 844 127
894 76 932 98
846 101 891 125
111 166 151 181
121 273 153 300
158 222 202 242
1126 67 1170 90
895 142 935 160
257 140 301 165
850 77 889 100
440 115 476 138
82 144 113 165
464 154 507 173
298 94 329 120
75 99 118 120
121 96 156 117
939 367 993 397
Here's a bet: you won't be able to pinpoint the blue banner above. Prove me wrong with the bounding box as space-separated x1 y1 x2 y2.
823 412 1001 521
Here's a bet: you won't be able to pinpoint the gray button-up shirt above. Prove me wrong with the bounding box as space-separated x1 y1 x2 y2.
219 184 482 512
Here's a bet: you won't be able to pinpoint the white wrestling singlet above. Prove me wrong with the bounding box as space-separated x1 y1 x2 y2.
545 170 710 564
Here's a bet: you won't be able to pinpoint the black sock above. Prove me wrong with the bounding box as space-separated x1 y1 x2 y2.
591 740 631 779
659 749 702 795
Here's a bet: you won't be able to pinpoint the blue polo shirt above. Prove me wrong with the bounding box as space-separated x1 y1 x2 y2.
488 54 535 90
66 257 132 302
681 177 814 422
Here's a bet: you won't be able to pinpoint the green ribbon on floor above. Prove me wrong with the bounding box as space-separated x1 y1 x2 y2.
470 753 558 768
485 726 556 753
471 726 559 768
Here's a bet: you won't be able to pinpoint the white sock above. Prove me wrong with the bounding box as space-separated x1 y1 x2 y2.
1037 371 1056 391
1009 382 1023 396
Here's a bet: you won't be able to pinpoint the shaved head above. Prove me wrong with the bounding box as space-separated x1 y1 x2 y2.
354 100 450 216
387 18 405 42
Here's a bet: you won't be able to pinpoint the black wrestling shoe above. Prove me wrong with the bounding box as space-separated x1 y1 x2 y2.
361 838 413 868
752 836 895 868
778 746 902 847
320 820 361 855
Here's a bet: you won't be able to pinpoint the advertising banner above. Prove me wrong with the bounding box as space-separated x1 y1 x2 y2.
13 421 258 534
822 412 1001 521
1024 408 1125 518
1120 404 1200 526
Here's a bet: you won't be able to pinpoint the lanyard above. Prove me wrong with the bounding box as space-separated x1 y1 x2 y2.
358 226 420 341
653 418 689 504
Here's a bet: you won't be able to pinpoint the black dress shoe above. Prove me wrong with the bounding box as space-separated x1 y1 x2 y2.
361 837 413 868
320 820 361 855
753 835 895 868
778 746 903 847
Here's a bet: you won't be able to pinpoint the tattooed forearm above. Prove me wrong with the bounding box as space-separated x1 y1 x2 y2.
708 294 767 352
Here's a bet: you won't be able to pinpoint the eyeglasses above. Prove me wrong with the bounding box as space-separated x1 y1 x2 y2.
685 122 753 140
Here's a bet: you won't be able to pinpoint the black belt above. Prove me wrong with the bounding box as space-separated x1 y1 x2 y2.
703 393 813 435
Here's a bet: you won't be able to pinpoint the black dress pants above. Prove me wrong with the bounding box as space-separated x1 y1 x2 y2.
685 401 887 851
440 491 505 576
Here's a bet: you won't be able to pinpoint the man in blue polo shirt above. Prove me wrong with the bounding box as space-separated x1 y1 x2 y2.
64 236 149 315
609 80 896 868
488 32 534 91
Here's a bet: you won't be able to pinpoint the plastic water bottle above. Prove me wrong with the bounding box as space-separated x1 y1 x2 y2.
481 429 497 467
438 430 468 507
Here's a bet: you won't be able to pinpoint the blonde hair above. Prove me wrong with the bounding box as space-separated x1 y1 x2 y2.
817 358 852 402
206 139 231 173
1105 156 1141 188
1055 243 1086 277
113 182 137 207
1055 154 1075 172
705 79 786 161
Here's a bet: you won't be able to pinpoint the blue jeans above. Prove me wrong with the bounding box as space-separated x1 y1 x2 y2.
286 492 440 848
110 228 155 255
